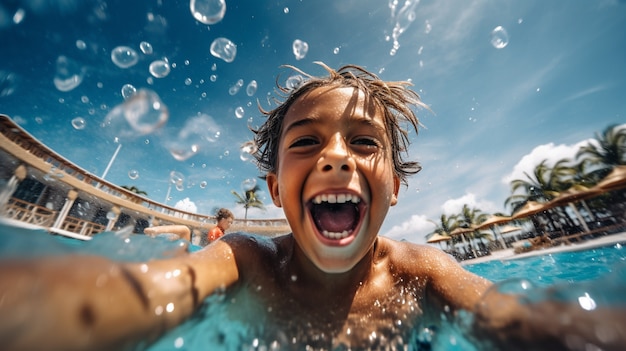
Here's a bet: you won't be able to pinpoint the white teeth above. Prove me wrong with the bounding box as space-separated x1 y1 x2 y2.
322 230 350 239
312 193 361 205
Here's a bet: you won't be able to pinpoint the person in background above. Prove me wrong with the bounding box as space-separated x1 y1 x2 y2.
207 208 234 242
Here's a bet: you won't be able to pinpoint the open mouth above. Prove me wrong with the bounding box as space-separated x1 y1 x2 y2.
307 193 365 242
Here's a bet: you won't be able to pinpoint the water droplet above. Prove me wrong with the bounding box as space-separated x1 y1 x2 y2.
111 46 139 69
128 169 139 179
242 178 257 191
71 117 86 130
106 211 116 220
76 40 86 50
149 59 171 78
246 80 257 96
210 74 217 82
121 84 137 99
490 26 509 49
140 41 153 55
103 89 169 139
292 39 309 60
239 141 257 161
210 37 237 63
333 47 340 55
235 106 245 119
184 77 192 86
0 71 18 97
190 0 226 25
285 75 305 90
53 56 83 92
165 114 221 161
228 79 244 95
283 7 289 14
199 181 207 189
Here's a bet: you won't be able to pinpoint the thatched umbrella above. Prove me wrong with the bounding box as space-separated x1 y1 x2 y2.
593 165 626 192
511 201 549 219
426 233 451 249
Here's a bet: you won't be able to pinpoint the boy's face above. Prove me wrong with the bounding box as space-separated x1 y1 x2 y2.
266 85 400 273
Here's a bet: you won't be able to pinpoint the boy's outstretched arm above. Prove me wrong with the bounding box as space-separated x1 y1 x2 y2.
0 240 239 351
421 247 626 350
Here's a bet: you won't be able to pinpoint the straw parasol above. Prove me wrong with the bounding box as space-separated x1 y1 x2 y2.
426 233 452 243
511 201 549 220
593 165 626 192
548 187 604 207
476 215 513 230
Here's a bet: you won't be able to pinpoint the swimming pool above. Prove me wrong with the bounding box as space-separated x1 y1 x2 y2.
2 221 625 350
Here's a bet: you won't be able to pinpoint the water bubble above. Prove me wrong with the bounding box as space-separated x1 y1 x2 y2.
228 79 244 95
246 80 257 96
211 63 217 71
333 47 340 55
81 95 89 104
165 114 221 161
71 117 86 130
111 46 139 69
285 75 305 90
239 141 257 161
210 74 217 82
210 37 237 63
76 40 86 50
283 7 289 14
184 78 192 86
140 41 153 55
121 84 137 99
53 56 83 92
199 181 207 189
190 0 226 25
235 106 245 119
149 59 171 78
490 26 509 49
103 89 169 139
242 178 257 191
292 39 309 60
128 169 139 179
0 71 18 97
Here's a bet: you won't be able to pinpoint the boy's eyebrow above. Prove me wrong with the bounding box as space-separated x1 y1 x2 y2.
283 114 387 135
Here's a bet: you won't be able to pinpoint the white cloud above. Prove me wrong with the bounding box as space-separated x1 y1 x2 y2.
383 213 435 244
174 197 198 213
501 140 592 185
440 192 499 216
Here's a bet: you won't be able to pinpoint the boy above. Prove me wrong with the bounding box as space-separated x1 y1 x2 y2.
0 63 623 351
207 208 234 243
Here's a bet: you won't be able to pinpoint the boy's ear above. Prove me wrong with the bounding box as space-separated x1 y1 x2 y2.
265 172 282 207
390 175 400 206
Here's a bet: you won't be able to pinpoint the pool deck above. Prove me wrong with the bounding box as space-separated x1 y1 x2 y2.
461 231 626 266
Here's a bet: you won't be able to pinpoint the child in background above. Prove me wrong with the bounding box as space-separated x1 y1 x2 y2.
207 208 234 243
0 63 624 351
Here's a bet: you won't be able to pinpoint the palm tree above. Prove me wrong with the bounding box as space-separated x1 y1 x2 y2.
576 124 626 179
231 184 265 223
121 185 148 196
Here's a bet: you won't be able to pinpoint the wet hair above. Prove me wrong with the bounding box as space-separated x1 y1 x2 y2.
215 208 234 221
253 62 426 185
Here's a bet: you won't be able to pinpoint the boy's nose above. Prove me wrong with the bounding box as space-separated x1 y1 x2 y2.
318 134 355 173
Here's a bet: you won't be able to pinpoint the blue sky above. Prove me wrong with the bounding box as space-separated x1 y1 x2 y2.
1 0 625 244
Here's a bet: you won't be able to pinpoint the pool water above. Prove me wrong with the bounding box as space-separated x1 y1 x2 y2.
1 222 626 350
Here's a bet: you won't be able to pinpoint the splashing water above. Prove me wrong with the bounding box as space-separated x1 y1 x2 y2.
388 0 419 56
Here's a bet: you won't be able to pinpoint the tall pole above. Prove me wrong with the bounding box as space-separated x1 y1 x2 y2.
101 143 122 180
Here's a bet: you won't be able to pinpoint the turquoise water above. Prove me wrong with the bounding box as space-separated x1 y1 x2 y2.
1 222 626 350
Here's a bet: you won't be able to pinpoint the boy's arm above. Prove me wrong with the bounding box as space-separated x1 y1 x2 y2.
0 240 238 351
421 247 626 350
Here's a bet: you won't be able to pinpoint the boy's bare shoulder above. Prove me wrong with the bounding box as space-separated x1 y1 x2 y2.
220 233 294 267
377 236 464 277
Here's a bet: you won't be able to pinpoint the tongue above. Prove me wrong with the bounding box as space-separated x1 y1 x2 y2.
312 203 358 234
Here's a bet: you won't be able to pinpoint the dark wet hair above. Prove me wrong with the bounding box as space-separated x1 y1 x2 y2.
216 208 234 221
253 62 425 185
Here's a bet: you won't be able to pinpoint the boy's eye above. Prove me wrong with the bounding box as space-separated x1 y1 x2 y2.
352 137 381 148
289 137 318 148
